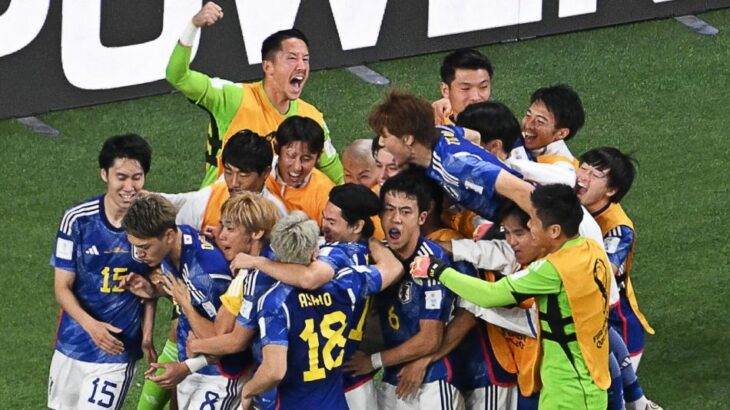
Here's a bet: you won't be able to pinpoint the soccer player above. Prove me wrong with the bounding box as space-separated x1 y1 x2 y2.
240 211 404 409
265 116 335 225
372 137 402 191
342 138 378 188
576 147 654 369
413 184 612 410
507 85 585 187
219 183 382 409
122 195 239 409
48 134 154 410
344 168 462 409
433 48 494 125
167 1 343 187
161 130 287 231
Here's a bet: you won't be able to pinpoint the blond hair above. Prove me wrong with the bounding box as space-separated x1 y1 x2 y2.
220 191 280 241
270 211 319 264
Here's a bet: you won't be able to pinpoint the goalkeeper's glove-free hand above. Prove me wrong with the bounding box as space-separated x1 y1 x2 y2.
410 256 448 281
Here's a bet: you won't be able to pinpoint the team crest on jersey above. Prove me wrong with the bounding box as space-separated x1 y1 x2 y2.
398 281 413 304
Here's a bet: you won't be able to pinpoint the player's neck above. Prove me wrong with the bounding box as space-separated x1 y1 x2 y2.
546 234 579 254
168 228 183 268
262 81 291 115
410 144 433 167
586 198 610 215
103 195 126 228
249 241 264 257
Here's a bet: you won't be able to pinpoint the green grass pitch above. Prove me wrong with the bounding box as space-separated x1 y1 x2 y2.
1 8 728 409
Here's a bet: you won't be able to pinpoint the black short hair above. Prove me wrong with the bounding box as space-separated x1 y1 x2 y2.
440 48 494 85
530 85 585 140
379 166 432 214
457 101 520 156
580 147 637 203
98 134 152 173
329 184 382 239
261 29 309 62
530 184 583 237
222 130 273 174
274 116 324 157
497 200 530 230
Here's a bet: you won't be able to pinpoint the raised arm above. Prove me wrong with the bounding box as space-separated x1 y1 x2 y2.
369 238 405 289
231 252 334 290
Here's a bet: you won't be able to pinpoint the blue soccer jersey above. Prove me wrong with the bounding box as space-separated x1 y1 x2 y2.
50 195 149 363
161 225 232 376
427 125 522 220
376 237 456 386
256 265 383 410
318 241 374 390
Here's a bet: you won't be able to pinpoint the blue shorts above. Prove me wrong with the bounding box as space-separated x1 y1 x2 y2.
609 298 646 356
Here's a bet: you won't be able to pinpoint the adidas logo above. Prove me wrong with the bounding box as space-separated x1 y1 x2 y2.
84 246 99 256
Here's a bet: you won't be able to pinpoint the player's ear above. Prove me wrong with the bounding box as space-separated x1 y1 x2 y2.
548 224 562 239
403 134 415 147
351 219 365 235
100 168 108 183
262 58 274 77
251 229 265 241
417 210 428 226
606 186 618 199
555 127 570 141
440 82 450 99
483 139 503 156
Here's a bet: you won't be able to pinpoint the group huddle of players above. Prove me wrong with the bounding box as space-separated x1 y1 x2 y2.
47 2 662 410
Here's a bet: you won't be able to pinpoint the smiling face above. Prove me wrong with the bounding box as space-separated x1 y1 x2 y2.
223 163 268 196
321 202 361 244
343 156 377 188
380 191 427 259
521 100 569 150
101 158 145 212
217 219 256 261
441 68 492 117
503 213 544 266
127 230 174 267
276 141 319 187
576 163 615 213
263 38 309 102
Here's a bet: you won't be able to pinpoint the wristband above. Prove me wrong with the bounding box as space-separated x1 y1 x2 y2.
184 355 208 373
370 352 383 370
179 21 199 47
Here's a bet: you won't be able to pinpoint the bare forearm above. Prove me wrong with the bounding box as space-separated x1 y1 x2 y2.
495 171 535 214
431 309 475 362
55 282 95 329
255 258 331 290
180 303 216 339
381 328 442 367
243 367 282 398
142 300 157 341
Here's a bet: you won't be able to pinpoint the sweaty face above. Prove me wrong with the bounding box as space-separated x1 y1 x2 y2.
343 157 377 188
321 202 358 244
277 142 319 187
223 163 268 195
374 147 401 187
267 38 310 101
380 191 426 258
576 163 614 212
102 158 145 212
127 232 172 267
503 214 544 266
522 100 568 150
217 220 255 262
442 68 492 117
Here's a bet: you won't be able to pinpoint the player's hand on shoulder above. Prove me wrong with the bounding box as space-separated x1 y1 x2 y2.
202 224 221 245
229 252 258 273
145 362 190 389
432 98 452 125
410 256 448 280
192 2 223 27
84 320 124 355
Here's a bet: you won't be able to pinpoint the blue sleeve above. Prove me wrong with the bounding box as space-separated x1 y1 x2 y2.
257 290 290 347
50 215 78 272
236 271 271 330
317 245 350 271
417 278 454 322
349 265 384 298
604 226 634 269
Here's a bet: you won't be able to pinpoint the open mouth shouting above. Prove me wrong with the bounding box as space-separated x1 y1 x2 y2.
289 74 305 95
388 227 401 241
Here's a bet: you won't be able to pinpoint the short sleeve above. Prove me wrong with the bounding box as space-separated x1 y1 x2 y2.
257 292 290 347
603 226 634 270
50 213 79 272
418 278 453 322
317 245 350 272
